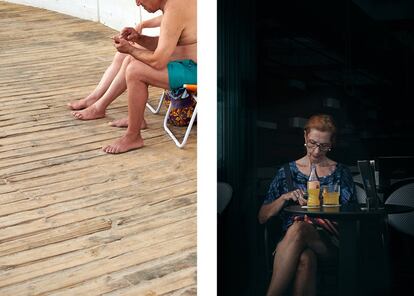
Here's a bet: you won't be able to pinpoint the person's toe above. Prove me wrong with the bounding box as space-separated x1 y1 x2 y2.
107 146 115 154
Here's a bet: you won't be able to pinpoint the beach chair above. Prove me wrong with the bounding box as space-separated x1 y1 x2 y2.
163 84 197 148
146 90 166 114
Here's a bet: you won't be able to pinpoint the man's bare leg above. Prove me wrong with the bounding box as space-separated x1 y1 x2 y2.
103 59 169 154
71 44 193 121
72 56 131 120
68 52 128 110
291 249 317 296
266 222 331 296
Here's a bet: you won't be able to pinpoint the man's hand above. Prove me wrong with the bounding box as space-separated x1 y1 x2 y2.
120 27 140 43
112 36 133 54
135 23 143 35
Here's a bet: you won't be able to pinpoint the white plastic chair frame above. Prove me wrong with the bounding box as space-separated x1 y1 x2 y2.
163 84 197 148
146 91 166 114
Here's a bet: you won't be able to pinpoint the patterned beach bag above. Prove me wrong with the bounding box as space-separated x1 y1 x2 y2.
164 88 197 127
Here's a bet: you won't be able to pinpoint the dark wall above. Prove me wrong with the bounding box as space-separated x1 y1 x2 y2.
255 0 414 169
217 0 263 294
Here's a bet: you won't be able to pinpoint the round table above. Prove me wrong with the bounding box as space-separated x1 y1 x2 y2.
284 203 413 217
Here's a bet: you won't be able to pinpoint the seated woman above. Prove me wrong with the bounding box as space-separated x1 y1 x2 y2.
258 114 356 296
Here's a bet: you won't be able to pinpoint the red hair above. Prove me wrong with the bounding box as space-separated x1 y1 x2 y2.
304 114 337 144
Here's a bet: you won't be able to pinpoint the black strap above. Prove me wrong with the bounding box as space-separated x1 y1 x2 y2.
284 163 295 192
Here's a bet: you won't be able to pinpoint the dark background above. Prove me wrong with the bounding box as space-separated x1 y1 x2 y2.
217 0 414 295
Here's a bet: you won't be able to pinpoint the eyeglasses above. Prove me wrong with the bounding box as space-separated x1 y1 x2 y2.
306 139 331 152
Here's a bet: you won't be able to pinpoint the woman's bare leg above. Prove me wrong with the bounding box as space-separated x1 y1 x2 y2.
266 222 331 296
291 249 317 296
68 52 128 110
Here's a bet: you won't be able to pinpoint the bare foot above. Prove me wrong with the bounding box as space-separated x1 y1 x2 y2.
108 117 128 128
102 134 144 154
72 104 105 120
108 118 148 129
67 96 98 110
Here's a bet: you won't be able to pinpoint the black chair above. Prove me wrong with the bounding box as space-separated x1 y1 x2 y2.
217 182 233 216
385 179 414 237
354 182 368 204
384 179 414 294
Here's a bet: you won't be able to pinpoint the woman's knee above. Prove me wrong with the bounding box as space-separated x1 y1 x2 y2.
285 221 311 244
298 249 317 272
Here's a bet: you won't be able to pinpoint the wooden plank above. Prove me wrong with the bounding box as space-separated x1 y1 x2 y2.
0 203 196 268
0 145 195 198
0 221 196 294
0 218 112 256
0 189 196 246
0 175 196 225
103 267 197 296
49 249 197 296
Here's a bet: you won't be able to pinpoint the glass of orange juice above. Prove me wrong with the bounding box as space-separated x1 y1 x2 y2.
322 183 340 207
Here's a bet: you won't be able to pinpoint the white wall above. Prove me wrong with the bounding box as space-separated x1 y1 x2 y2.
4 0 161 35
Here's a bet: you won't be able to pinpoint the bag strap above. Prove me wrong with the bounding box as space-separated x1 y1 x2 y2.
283 163 295 192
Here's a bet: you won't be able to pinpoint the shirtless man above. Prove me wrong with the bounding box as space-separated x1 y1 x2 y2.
69 0 197 154
67 14 164 125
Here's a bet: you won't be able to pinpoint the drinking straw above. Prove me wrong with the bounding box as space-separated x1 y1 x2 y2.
139 6 142 32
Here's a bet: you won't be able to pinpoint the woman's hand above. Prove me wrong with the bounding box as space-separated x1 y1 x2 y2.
284 189 307 206
294 215 339 238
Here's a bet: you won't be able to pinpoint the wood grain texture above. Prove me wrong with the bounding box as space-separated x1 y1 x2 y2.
0 2 197 295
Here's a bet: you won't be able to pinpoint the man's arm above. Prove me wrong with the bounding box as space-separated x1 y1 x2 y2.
134 35 159 52
136 15 163 31
120 5 184 69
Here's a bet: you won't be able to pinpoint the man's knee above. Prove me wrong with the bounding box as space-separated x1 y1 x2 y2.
114 52 129 65
298 249 317 272
126 59 145 82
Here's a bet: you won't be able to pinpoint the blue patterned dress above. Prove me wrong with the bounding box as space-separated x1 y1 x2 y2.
263 161 357 231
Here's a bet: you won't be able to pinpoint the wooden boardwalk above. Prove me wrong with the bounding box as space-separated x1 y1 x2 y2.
0 2 196 295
